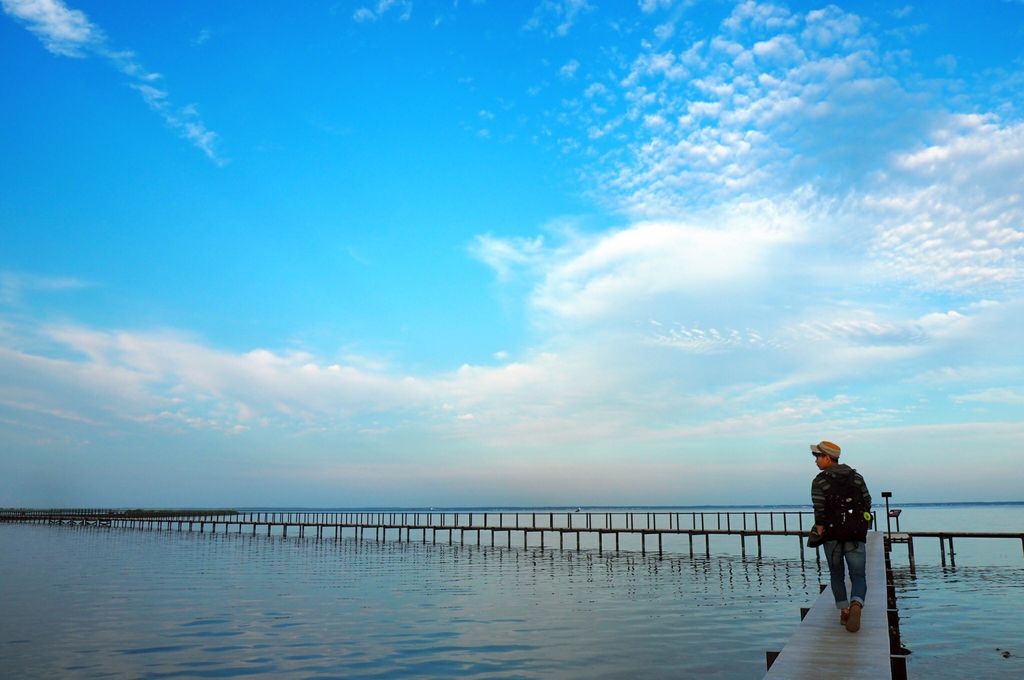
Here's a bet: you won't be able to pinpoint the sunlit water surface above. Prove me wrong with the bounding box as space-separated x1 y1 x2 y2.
1 504 1021 679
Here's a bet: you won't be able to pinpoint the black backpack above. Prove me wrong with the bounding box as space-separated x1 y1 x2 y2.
823 471 871 542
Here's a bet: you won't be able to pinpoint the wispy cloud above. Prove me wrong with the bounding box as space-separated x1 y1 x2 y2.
0 0 98 57
953 387 1024 405
524 0 593 37
353 0 413 23
0 271 92 305
2 0 224 163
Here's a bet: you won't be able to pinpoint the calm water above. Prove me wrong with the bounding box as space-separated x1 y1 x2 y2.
1 504 1022 679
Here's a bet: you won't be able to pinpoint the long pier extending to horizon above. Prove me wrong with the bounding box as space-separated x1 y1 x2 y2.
3 508 1022 566
1 507 835 558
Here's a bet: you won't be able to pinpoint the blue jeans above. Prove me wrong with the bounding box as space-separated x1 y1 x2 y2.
823 540 866 609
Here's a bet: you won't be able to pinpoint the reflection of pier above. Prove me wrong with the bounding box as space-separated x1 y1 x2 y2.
3 508 827 557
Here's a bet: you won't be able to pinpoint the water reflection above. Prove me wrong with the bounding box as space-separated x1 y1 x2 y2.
4 521 1019 679
1 523 828 679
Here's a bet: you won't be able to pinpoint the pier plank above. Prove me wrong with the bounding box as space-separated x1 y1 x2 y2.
764 532 890 680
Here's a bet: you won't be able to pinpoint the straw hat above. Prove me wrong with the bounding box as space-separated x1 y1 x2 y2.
809 440 841 459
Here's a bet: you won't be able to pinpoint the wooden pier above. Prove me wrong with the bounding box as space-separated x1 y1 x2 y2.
887 530 1024 569
764 532 906 680
1 507 832 558
4 509 1019 564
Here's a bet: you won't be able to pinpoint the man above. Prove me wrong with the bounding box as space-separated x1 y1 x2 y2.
809 440 872 633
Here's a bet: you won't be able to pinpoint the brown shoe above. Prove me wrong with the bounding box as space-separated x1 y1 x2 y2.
846 602 862 633
840 609 849 626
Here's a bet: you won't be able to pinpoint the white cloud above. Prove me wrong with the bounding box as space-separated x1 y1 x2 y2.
524 0 593 37
470 233 546 281
863 114 1024 291
1 0 98 57
570 3 915 217
953 387 1024 405
3 0 223 163
0 271 91 305
638 0 673 14
801 5 864 50
531 217 795 318
721 1 797 34
353 0 413 23
559 59 580 79
649 323 765 354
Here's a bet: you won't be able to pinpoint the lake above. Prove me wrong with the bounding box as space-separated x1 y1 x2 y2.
1 503 1022 678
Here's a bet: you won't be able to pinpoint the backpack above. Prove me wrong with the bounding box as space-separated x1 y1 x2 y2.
823 470 871 542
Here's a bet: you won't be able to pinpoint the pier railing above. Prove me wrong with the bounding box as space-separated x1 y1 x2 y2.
3 508 1021 563
0 508 821 533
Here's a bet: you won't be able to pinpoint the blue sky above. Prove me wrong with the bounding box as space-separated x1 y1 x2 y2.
2 0 1023 507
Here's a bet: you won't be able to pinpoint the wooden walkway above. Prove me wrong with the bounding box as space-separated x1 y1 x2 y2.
764 532 895 679
0 508 822 558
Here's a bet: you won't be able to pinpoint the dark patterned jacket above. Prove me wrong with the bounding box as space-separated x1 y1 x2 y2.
811 463 872 526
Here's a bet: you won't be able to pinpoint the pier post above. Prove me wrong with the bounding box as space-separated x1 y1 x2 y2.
598 532 603 552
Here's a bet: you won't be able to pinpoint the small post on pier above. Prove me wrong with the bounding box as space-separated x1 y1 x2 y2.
882 491 893 536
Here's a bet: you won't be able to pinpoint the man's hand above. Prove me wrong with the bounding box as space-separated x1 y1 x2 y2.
814 525 824 535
